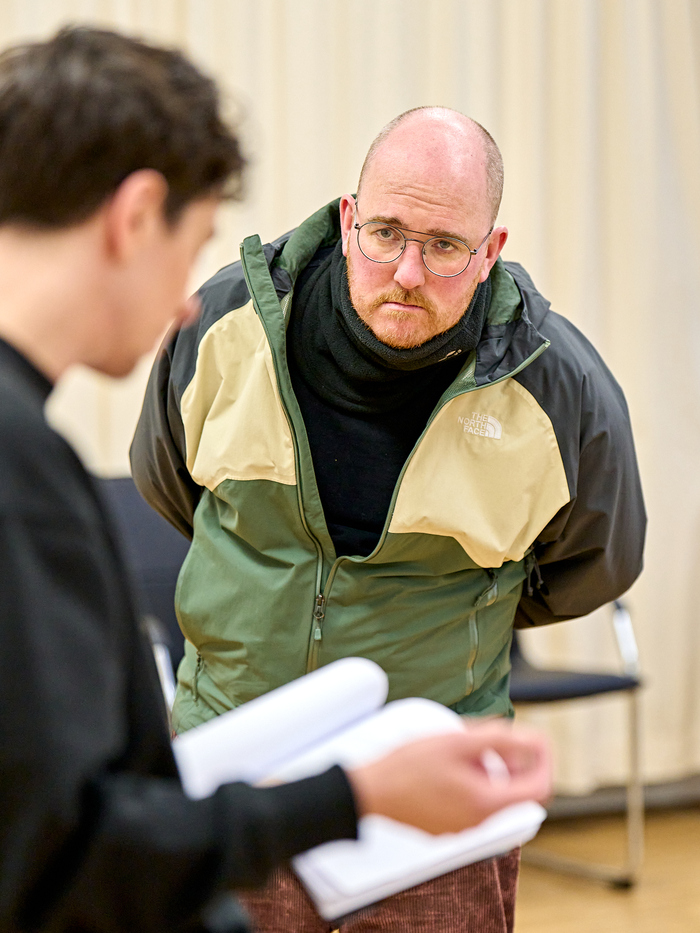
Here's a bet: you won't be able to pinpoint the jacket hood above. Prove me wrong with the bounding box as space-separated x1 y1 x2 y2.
475 262 551 387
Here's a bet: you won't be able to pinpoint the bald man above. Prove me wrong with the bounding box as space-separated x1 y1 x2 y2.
132 108 645 932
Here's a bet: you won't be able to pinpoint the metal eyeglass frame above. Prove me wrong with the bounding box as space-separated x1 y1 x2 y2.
353 218 493 278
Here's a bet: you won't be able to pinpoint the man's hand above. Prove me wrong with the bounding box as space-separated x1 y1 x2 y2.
347 721 551 835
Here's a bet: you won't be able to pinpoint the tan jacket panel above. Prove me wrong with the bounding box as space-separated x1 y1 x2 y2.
180 302 296 490
389 379 570 567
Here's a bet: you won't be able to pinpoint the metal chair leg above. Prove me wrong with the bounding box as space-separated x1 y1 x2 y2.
619 689 644 886
522 688 644 888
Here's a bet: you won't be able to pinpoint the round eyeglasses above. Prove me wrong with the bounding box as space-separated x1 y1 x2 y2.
354 220 492 278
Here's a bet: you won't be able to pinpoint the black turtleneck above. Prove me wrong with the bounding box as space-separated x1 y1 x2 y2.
287 241 490 557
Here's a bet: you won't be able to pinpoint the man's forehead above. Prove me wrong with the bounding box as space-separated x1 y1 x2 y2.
369 114 485 176
360 130 490 225
358 174 486 242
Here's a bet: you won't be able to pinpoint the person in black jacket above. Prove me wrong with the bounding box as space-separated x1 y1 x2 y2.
0 26 551 933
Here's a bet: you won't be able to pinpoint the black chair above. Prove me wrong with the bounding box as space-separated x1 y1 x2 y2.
509 601 644 887
97 476 190 706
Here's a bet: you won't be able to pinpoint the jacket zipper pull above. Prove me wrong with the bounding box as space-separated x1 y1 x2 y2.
313 594 326 641
525 551 548 597
526 566 534 598
532 557 547 593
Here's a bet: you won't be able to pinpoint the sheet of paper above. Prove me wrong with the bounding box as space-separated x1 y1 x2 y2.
172 656 546 921
266 695 463 782
173 657 388 798
280 694 546 920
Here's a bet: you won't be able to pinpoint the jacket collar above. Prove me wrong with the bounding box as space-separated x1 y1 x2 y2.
0 337 54 402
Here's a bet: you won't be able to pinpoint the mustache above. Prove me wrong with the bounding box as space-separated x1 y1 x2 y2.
368 287 437 316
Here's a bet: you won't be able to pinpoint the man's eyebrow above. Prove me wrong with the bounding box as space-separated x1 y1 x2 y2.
367 214 470 244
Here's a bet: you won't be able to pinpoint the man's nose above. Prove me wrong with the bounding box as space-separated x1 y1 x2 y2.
393 240 426 290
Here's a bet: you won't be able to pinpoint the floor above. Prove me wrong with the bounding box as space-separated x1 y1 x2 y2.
515 808 700 932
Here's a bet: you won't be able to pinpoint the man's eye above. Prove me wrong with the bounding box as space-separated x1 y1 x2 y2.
433 239 457 253
372 225 400 241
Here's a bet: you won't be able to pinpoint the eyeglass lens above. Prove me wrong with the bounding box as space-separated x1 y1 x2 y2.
357 222 473 276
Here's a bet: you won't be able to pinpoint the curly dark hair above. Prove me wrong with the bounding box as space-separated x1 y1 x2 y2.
0 25 245 227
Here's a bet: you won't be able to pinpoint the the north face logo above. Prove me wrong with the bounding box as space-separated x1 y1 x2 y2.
458 412 503 439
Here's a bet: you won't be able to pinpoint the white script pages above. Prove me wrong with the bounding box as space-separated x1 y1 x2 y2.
172 658 546 921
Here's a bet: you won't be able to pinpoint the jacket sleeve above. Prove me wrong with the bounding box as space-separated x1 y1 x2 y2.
514 319 646 628
130 328 201 540
130 254 256 540
55 767 356 932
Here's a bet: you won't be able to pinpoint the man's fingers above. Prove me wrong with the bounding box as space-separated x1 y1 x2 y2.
448 724 553 803
483 733 550 773
348 721 552 835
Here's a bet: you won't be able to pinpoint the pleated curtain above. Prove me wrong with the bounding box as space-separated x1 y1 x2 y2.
2 0 699 794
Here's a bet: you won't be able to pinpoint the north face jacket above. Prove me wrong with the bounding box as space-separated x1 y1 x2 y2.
131 199 646 733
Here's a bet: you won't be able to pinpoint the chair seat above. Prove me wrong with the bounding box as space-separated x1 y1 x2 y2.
510 657 640 703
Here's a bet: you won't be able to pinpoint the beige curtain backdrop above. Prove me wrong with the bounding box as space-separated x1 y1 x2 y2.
2 0 699 795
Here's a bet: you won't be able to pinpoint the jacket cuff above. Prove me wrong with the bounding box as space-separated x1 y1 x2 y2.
215 766 358 889
262 764 359 857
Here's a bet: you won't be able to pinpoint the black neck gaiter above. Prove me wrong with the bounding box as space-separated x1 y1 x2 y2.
288 240 491 414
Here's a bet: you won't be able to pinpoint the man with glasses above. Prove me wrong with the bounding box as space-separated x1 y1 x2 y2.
132 107 645 932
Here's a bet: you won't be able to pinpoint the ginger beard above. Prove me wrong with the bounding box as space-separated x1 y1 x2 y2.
346 248 480 350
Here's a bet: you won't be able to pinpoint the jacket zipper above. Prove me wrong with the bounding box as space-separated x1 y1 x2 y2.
307 554 349 670
464 571 499 695
312 594 326 637
239 244 328 673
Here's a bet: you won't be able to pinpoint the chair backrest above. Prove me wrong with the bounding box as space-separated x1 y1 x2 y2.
509 605 641 704
97 476 190 670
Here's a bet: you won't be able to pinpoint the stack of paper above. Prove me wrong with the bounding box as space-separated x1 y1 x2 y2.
173 658 546 921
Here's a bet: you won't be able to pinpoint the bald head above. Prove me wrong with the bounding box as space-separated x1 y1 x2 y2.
340 107 509 349
357 107 503 227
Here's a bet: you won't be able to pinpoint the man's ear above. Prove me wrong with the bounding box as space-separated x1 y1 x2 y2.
478 226 508 282
339 194 357 257
102 169 170 262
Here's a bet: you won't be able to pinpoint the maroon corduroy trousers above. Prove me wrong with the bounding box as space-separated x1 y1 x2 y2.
238 848 521 932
